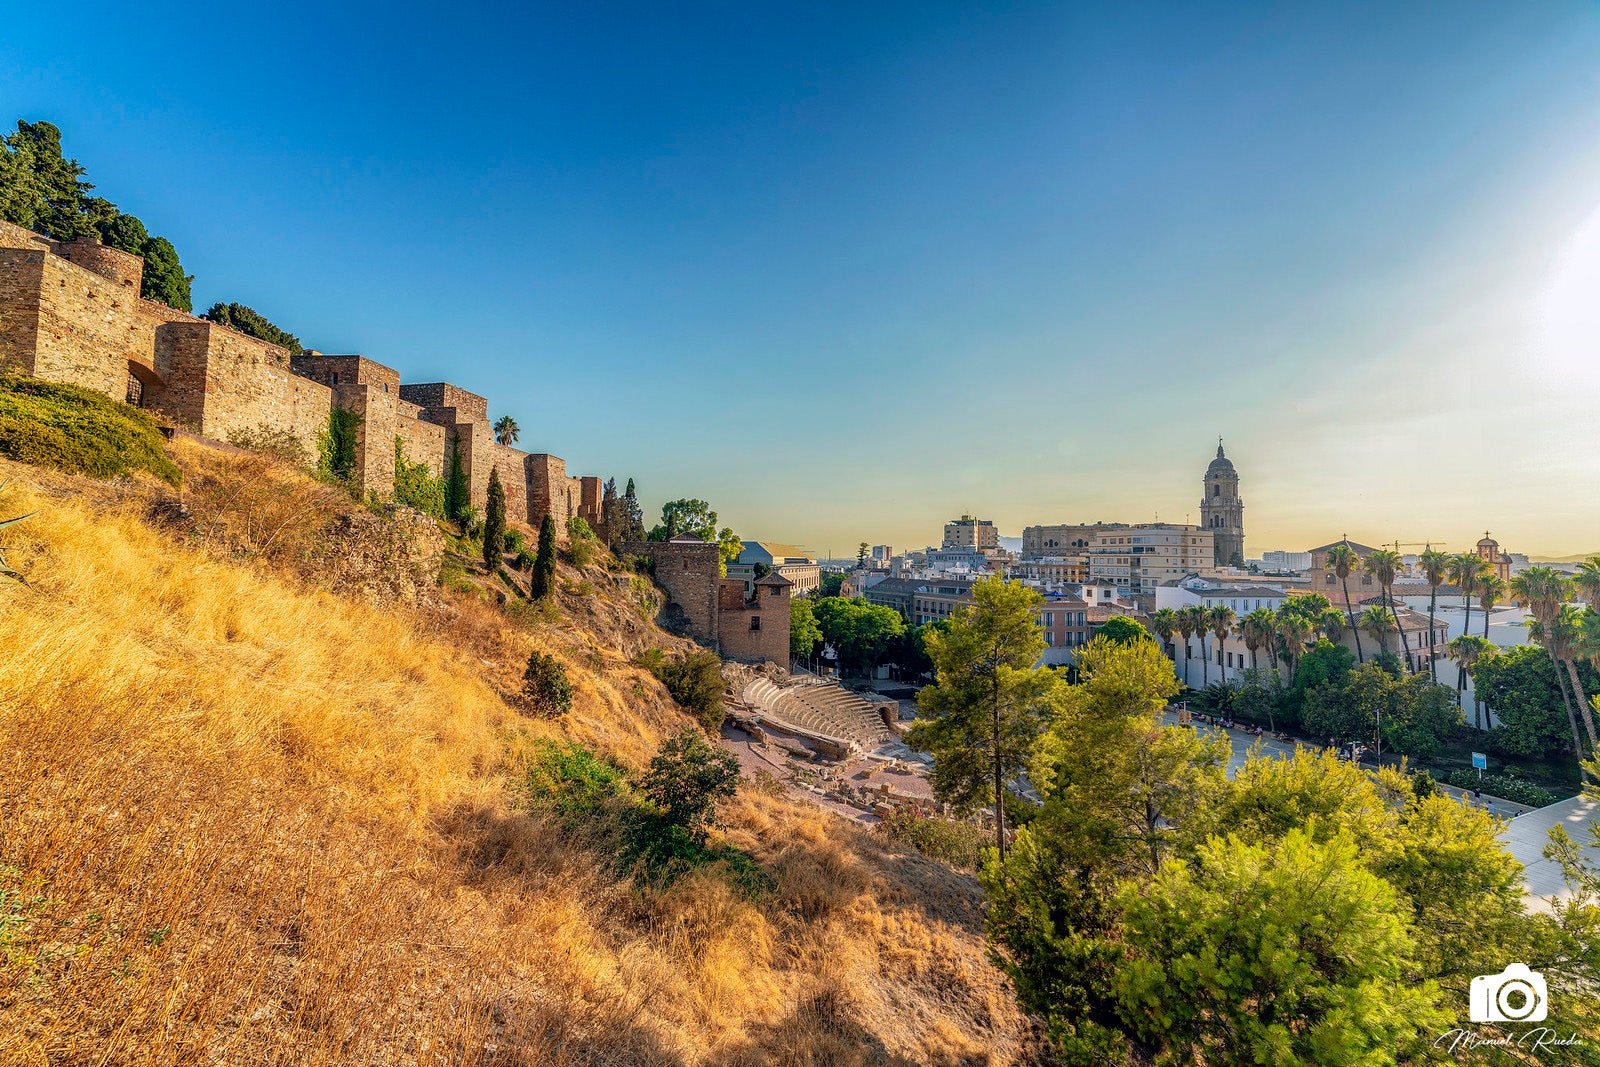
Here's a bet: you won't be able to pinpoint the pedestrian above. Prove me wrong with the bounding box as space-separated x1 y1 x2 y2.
1472 785 1482 804
1486 800 1498 819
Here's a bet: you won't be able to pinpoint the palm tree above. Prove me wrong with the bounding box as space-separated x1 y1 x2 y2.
1275 608 1313 684
1241 608 1273 673
1419 546 1450 682
1175 606 1200 686
1359 605 1396 656
1318 608 1347 645
1477 573 1506 640
1572 556 1600 609
1446 634 1493 728
1449 553 1490 645
493 415 520 446
1209 605 1236 681
1364 549 1410 672
1512 567 1594 765
1549 605 1597 755
1151 607 1179 663
1324 542 1365 663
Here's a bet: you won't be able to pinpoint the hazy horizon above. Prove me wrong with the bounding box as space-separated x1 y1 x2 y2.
4 2 1598 557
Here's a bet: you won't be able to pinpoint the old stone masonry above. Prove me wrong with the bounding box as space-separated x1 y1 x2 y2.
0 221 600 535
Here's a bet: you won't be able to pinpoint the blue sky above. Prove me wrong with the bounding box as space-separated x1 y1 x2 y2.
5 2 1600 557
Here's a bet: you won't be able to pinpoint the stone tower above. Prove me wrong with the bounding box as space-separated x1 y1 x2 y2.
1200 439 1244 568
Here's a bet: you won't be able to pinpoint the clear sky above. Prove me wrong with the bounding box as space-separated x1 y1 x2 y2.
4 2 1599 558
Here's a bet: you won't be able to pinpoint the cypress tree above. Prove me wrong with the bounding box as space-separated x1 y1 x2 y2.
531 513 558 600
482 468 506 571
621 477 645 543
445 436 469 522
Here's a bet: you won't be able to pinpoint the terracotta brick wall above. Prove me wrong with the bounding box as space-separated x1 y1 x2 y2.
716 579 791 663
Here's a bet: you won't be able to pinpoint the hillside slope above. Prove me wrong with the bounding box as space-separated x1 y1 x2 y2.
0 444 1038 1066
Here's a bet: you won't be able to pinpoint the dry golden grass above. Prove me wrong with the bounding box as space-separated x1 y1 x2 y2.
0 453 1037 1066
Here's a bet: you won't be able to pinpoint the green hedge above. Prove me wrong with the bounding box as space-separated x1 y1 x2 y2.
0 375 179 485
1446 770 1559 809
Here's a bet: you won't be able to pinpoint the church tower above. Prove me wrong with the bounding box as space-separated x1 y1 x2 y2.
1200 439 1244 568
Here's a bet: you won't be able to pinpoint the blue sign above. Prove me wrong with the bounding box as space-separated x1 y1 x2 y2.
1471 752 1488 770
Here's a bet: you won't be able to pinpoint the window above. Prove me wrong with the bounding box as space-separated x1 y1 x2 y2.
1326 575 1335 584
750 616 761 631
1044 632 1054 646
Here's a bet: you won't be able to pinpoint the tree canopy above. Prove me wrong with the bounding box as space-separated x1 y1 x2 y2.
811 596 905 674
0 120 192 310
204 302 302 355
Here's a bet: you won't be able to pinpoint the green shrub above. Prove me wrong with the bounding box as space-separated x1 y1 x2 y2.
1411 769 1438 800
1445 770 1558 809
877 805 990 871
315 406 361 490
520 740 627 826
0 375 180 485
514 549 536 571
522 650 574 717
642 649 726 731
640 727 740 843
504 528 526 556
393 437 446 517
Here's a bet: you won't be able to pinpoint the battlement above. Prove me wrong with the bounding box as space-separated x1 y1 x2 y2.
398 382 488 424
0 217 602 536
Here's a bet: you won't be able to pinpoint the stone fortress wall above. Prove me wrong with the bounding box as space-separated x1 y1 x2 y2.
0 220 600 537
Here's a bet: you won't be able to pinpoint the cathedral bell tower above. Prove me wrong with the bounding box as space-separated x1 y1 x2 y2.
1200 439 1244 568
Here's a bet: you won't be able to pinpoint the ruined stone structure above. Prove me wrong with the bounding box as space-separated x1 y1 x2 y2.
0 221 600 536
623 536 793 663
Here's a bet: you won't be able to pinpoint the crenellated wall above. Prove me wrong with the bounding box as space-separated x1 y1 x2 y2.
0 219 602 536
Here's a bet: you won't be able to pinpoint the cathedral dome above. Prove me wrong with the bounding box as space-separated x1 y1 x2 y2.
1207 442 1236 476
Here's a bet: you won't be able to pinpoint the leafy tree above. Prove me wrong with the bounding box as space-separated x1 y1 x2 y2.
1447 633 1494 728
135 235 191 311
645 498 739 574
1093 615 1153 646
811 596 905 675
641 727 740 843
1303 663 1461 757
531 513 557 599
522 650 573 717
857 541 869 565
1363 548 1411 669
204 302 300 353
1358 603 1396 655
1114 829 1447 1063
95 210 148 255
1150 607 1178 660
790 596 821 658
0 120 93 238
818 570 846 598
906 577 1065 864
393 437 445 517
445 436 469 523
482 468 506 570
493 415 519 446
1476 645 1586 760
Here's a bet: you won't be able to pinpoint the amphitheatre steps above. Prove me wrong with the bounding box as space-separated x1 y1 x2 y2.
741 677 894 755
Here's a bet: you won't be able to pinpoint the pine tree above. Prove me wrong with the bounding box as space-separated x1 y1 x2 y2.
531 513 557 599
482 468 506 571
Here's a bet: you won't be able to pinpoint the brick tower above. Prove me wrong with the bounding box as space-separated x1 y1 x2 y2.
1199 439 1244 568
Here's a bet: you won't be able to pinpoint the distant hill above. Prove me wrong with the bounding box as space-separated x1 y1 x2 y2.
1532 551 1599 564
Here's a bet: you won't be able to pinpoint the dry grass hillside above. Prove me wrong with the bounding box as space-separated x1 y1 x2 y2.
0 440 1040 1066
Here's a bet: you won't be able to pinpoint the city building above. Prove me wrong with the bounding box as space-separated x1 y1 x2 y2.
1261 550 1312 571
1011 556 1089 585
1307 539 1381 605
1199 440 1245 567
942 515 998 553
1088 523 1215 595
1020 522 1128 559
728 541 820 596
1477 532 1512 582
870 545 894 562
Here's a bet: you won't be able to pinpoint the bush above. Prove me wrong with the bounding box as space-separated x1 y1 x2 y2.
504 528 526 556
643 649 726 731
513 549 536 572
877 805 989 871
0 375 180 485
229 425 311 468
315 406 362 491
522 650 573 717
1411 769 1438 800
520 740 627 827
393 437 446 517
640 727 740 843
1445 770 1558 809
